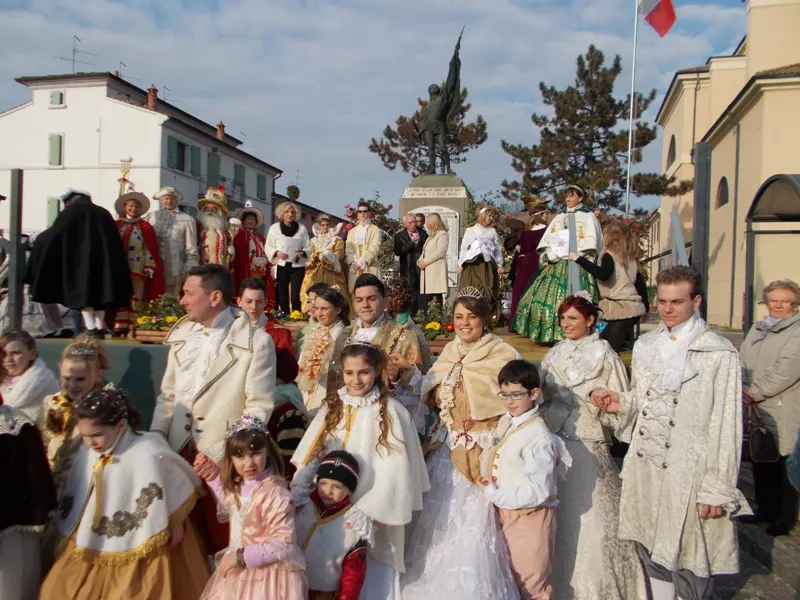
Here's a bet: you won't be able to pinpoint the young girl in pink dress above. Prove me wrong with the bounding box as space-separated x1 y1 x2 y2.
194 414 307 600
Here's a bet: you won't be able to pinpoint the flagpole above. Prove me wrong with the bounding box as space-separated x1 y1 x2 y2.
624 0 640 218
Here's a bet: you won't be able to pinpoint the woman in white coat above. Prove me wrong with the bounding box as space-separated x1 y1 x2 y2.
417 213 449 312
266 201 311 315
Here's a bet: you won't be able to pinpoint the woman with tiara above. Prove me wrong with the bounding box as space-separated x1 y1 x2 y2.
402 287 521 600
514 184 603 344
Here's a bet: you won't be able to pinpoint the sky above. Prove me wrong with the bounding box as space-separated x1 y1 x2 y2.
0 0 746 218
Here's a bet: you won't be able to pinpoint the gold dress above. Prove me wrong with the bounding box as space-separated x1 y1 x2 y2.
300 228 348 306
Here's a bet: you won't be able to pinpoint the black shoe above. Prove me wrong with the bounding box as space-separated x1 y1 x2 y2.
765 522 792 537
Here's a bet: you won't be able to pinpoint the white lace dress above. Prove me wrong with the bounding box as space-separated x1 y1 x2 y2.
401 359 520 600
541 334 647 599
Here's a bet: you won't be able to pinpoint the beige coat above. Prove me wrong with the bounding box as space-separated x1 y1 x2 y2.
740 311 800 455
418 230 449 295
345 223 382 292
151 307 276 462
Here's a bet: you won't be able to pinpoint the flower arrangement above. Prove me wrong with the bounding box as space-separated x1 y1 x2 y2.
414 298 455 340
276 310 306 323
133 295 185 330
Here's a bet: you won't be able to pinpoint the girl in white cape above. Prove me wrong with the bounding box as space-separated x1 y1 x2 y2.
39 385 210 600
291 342 430 600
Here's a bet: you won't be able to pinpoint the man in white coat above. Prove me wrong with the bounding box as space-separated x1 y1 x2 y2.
591 266 750 600
145 186 200 297
345 201 382 294
151 263 276 553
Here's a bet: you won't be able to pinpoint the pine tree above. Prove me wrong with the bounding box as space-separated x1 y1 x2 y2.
369 87 488 177
501 45 692 212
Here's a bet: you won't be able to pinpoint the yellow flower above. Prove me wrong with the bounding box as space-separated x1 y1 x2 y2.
136 316 149 325
165 315 178 323
425 321 442 331
290 310 304 319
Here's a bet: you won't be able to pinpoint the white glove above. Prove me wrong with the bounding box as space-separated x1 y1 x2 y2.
227 246 235 257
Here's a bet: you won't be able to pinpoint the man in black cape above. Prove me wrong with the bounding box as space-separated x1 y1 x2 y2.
24 189 132 338
394 213 428 314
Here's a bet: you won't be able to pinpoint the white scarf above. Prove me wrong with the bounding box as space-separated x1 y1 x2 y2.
1 357 59 424
544 332 606 388
57 430 202 565
651 314 699 392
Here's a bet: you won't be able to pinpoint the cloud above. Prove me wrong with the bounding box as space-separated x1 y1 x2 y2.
0 0 746 216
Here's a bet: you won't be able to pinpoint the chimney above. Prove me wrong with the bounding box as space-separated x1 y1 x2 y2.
216 121 225 141
114 70 120 77
146 84 158 111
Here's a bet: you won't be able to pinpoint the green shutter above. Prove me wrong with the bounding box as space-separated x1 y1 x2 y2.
189 146 201 176
46 197 61 225
50 91 63 105
234 164 245 186
166 135 178 169
256 174 267 200
48 134 63 166
207 152 220 187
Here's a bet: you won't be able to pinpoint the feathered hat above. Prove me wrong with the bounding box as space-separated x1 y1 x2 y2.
198 185 229 215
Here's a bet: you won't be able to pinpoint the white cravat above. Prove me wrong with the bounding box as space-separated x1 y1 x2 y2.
655 313 698 392
177 308 234 402
353 313 386 344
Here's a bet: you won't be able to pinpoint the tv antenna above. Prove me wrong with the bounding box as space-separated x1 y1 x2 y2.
117 61 141 82
292 169 309 187
54 35 99 73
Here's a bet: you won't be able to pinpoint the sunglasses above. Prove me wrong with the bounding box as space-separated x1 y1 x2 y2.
357 209 369 214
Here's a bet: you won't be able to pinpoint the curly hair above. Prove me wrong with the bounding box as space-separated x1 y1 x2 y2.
74 385 142 432
315 344 398 458
274 201 298 220
61 334 110 376
602 223 641 264
386 276 412 317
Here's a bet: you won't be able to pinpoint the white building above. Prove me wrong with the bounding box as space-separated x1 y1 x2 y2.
0 71 281 233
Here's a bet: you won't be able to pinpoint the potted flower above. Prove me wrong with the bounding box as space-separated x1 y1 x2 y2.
414 298 455 355
132 295 185 344
275 309 309 337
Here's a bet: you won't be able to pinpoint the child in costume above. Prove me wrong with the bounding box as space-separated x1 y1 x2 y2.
291 342 430 599
480 360 571 600
295 450 372 599
39 385 210 600
194 414 307 600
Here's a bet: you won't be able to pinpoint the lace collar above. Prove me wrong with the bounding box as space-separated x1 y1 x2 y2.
337 385 380 408
546 332 606 386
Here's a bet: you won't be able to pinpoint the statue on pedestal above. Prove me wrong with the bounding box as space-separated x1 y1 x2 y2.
417 27 463 175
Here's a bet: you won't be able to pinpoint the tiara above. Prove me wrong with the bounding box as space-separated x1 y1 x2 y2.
457 286 484 300
330 284 342 293
226 413 268 439
573 290 595 304
65 346 97 358
479 206 492 215
344 336 374 349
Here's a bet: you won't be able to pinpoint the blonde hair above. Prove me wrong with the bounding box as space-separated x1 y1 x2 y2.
426 213 448 234
602 223 640 264
274 201 298 219
477 209 494 226
317 213 332 224
59 335 109 387
762 279 800 305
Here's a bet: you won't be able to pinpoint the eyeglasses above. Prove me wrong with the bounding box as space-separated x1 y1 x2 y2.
496 390 534 400
357 209 369 214
768 300 796 306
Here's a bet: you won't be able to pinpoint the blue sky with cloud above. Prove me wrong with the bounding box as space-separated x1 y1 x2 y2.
0 0 746 217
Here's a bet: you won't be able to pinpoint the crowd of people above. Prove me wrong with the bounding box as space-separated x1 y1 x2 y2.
0 182 798 600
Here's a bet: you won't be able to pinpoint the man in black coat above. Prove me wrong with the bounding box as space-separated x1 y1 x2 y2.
24 189 133 338
393 214 428 314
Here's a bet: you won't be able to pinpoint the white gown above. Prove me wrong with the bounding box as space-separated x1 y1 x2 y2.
401 443 521 600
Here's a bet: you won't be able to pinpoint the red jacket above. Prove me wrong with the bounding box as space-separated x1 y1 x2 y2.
114 218 165 300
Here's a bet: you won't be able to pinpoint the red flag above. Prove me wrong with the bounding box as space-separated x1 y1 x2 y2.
639 0 676 37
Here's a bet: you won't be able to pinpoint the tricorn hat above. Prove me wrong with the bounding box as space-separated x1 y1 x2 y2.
115 191 151 217
237 200 264 228
197 186 229 215
153 186 183 203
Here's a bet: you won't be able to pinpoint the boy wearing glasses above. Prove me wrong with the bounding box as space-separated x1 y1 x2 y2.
480 359 571 599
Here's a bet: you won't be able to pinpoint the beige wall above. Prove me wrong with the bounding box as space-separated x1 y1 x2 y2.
708 57 747 124
751 221 800 322
747 0 800 78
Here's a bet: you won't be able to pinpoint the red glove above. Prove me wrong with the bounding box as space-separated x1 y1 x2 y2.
336 540 368 600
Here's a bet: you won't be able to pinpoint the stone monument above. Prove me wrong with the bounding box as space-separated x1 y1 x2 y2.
399 28 469 289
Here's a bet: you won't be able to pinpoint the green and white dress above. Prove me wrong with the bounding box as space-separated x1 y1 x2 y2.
513 205 602 343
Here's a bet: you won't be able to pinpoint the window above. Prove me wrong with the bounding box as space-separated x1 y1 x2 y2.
49 91 64 107
176 141 187 171
207 152 221 187
166 136 188 171
46 197 60 225
256 174 267 200
189 145 201 176
48 134 63 166
666 135 676 169
716 177 729 208
234 164 245 194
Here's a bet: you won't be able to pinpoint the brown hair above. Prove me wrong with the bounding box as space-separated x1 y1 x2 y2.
316 344 397 457
557 295 599 327
530 209 553 228
221 428 284 494
602 223 640 264
61 334 110 377
656 266 702 298
0 330 36 352
386 277 412 317
454 296 492 324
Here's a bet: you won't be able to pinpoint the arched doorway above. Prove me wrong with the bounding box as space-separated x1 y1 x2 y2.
744 174 800 330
